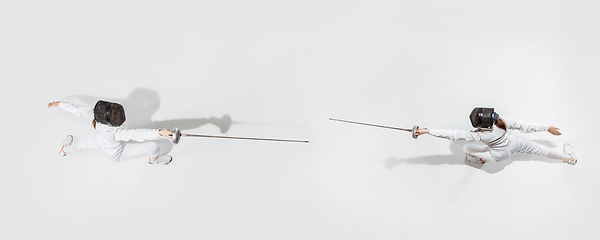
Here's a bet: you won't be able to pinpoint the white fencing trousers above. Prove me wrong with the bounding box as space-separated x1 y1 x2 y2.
119 142 160 161
463 136 570 162
63 136 160 162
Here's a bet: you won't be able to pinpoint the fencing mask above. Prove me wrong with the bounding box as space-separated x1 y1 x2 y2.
94 100 126 127
469 107 499 129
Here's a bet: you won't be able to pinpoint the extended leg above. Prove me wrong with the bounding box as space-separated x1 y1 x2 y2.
60 134 101 155
514 136 574 164
545 148 570 161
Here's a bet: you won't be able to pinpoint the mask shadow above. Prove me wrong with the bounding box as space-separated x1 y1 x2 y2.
69 87 233 133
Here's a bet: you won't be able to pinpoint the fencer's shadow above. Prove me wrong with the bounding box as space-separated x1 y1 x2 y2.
385 140 563 174
70 88 233 132
69 88 233 155
70 88 232 155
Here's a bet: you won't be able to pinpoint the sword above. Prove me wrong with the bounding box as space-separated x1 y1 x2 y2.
329 117 423 139
172 128 309 144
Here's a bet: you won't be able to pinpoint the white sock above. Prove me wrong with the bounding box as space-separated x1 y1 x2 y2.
546 149 571 161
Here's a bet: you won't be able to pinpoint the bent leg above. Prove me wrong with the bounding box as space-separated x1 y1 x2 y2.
463 144 495 162
463 144 489 154
63 134 101 153
466 151 495 163
118 142 160 162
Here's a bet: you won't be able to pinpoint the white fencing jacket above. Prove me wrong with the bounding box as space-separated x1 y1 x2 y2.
428 117 549 160
59 102 162 161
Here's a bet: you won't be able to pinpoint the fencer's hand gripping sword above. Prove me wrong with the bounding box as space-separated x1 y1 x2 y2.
328 118 424 139
171 128 309 144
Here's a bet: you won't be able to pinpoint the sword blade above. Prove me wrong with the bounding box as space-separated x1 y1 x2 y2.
182 134 309 143
329 117 412 132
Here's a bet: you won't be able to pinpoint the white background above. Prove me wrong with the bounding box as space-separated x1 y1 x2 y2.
1 0 599 239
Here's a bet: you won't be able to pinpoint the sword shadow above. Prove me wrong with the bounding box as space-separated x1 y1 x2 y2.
385 140 564 174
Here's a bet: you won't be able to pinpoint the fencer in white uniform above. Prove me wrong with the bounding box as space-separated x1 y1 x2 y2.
415 107 577 165
49 101 174 165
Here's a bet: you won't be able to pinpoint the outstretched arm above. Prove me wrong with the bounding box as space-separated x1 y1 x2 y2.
415 128 429 136
501 116 549 133
114 128 174 142
501 116 561 136
415 128 483 141
159 130 174 139
548 126 561 136
48 101 60 107
49 101 94 120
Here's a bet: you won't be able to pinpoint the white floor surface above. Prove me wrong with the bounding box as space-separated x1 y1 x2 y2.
2 1 600 239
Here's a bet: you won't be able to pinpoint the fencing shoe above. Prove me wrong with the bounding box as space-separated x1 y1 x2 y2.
563 143 577 165
59 135 73 156
149 155 173 165
465 155 485 164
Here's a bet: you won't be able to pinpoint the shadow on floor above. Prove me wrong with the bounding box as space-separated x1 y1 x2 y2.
69 87 232 133
385 140 564 174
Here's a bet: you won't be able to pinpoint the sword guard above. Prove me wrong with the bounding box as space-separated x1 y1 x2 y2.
412 125 419 139
172 127 181 145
